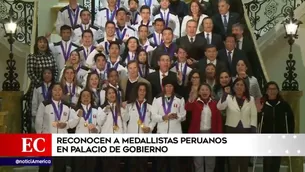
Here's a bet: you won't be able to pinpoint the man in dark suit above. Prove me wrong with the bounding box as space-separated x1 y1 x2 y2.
176 19 207 63
194 44 227 79
197 17 224 50
147 53 182 98
151 27 177 70
212 0 240 40
232 23 257 76
218 34 248 76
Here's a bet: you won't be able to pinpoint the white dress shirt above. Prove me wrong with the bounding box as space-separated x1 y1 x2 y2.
198 98 212 131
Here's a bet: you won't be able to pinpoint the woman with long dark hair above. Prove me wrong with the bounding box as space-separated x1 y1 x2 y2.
84 72 101 106
217 78 257 172
69 89 102 172
136 49 155 78
125 82 156 172
100 86 127 172
121 37 141 66
261 81 294 172
27 36 58 131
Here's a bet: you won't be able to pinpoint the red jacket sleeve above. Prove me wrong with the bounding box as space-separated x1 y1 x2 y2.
185 101 195 111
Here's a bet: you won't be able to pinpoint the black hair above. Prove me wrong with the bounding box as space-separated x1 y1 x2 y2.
80 8 90 16
81 29 93 38
76 88 95 109
140 5 150 12
94 53 107 62
128 82 149 104
231 77 251 101
60 25 72 32
116 7 127 16
263 81 283 101
48 82 63 100
34 36 51 55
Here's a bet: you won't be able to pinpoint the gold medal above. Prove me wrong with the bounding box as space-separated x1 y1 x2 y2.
113 125 119 131
67 93 70 96
137 119 142 126
52 121 58 127
140 124 145 128
84 122 88 127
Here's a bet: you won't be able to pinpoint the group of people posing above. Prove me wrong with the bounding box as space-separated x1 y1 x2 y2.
26 0 295 172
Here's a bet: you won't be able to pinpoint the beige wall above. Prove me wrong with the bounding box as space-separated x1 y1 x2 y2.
262 27 305 133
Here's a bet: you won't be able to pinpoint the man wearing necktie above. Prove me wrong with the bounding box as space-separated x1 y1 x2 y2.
212 0 240 40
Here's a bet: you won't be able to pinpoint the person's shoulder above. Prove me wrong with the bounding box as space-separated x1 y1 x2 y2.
90 24 99 30
127 25 135 31
42 100 52 106
59 6 68 12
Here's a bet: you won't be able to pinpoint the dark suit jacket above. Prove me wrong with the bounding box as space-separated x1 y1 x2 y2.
119 76 152 103
217 48 248 76
194 57 227 80
240 36 256 75
212 12 240 40
151 43 178 70
146 71 181 98
176 35 207 61
197 32 224 50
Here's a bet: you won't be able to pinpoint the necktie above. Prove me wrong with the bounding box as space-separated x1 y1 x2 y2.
190 37 194 43
87 48 89 55
161 74 166 90
223 15 228 31
228 51 232 65
69 85 72 94
206 33 210 44
142 65 145 76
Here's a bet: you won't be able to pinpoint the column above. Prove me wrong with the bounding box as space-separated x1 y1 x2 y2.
280 91 304 172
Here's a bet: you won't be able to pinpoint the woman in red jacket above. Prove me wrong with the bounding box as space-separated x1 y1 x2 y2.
185 83 222 172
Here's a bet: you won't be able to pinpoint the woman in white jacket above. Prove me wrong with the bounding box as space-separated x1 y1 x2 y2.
180 0 208 37
69 89 103 172
217 77 257 172
100 86 127 172
35 83 70 172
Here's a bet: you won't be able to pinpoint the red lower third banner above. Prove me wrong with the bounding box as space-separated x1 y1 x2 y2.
0 134 52 157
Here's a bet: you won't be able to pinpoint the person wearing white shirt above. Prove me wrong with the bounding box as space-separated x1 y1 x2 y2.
32 68 55 130
148 18 164 47
78 30 96 64
55 0 84 34
115 8 137 42
60 66 82 107
72 9 102 45
101 0 126 9
181 0 208 37
127 0 140 25
69 89 103 172
35 83 71 172
99 68 123 105
49 25 79 73
151 76 186 172
133 5 154 34
83 53 109 89
106 42 127 76
125 82 156 172
170 47 192 86
95 0 118 32
154 0 180 38
217 77 257 172
138 25 155 53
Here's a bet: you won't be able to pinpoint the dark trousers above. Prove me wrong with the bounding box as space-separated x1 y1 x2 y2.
156 157 180 172
129 157 148 172
74 157 96 172
214 157 229 172
103 157 121 172
39 157 66 172
263 157 281 172
226 125 250 172
180 157 193 172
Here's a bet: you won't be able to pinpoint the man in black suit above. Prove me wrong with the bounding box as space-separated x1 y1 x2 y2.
147 53 182 98
151 27 177 70
197 17 224 50
176 19 207 64
194 44 227 80
232 23 257 76
212 0 240 40
218 34 248 76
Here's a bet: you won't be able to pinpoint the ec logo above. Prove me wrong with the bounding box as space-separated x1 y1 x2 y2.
21 138 46 153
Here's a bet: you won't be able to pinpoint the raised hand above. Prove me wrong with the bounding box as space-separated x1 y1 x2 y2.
77 109 83 117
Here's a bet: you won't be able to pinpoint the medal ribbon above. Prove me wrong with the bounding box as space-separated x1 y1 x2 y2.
131 13 138 25
160 11 170 27
136 101 147 123
65 85 76 96
138 64 145 77
105 41 110 54
162 96 174 115
68 6 80 27
41 85 49 100
163 43 175 57
83 46 95 60
144 0 152 7
83 107 92 123
176 63 188 84
110 105 118 126
106 8 117 21
51 101 63 121
116 28 127 41
60 42 72 62
107 61 119 70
